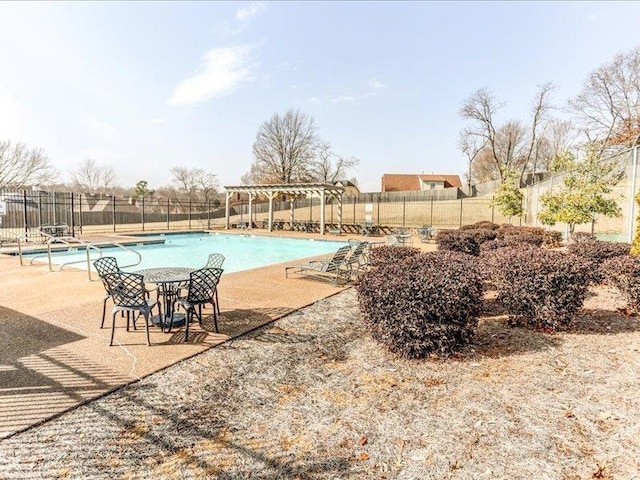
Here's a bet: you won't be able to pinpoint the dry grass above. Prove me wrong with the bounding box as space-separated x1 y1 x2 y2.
1 286 639 479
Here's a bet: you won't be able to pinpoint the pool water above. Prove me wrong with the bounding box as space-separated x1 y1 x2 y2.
44 233 347 273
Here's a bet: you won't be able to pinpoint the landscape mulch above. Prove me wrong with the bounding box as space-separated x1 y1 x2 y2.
0 285 639 479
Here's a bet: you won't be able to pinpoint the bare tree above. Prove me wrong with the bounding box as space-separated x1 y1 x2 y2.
306 141 359 184
71 158 116 194
459 83 555 184
0 140 58 188
470 147 501 184
247 109 319 184
169 167 219 207
570 46 640 155
458 130 485 193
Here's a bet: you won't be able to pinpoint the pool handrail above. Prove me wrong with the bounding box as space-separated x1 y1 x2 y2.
85 242 142 281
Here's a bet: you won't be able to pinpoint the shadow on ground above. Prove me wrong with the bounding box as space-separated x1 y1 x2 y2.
0 306 130 439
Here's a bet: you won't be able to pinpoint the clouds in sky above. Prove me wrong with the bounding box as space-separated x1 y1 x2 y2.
236 2 266 21
168 45 254 106
0 88 24 139
331 95 355 103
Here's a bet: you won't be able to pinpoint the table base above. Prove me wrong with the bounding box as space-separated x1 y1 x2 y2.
151 313 187 329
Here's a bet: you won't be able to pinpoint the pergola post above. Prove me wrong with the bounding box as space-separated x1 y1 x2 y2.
248 193 253 230
319 189 326 235
289 196 295 230
225 192 232 229
268 192 274 232
338 192 343 232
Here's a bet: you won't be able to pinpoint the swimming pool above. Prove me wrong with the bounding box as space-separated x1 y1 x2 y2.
41 233 347 273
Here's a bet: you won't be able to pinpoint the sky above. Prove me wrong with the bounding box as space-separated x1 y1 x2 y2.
0 1 639 193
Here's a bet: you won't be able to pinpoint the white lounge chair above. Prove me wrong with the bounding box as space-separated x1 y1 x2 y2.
285 245 352 285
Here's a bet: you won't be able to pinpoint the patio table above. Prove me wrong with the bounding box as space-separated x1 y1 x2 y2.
135 267 194 331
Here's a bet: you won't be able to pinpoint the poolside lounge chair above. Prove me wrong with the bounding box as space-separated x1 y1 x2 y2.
102 272 160 346
285 245 352 285
175 267 224 341
345 240 370 278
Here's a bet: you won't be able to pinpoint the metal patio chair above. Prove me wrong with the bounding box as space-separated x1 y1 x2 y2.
94 257 121 329
102 272 160 346
204 253 225 315
175 267 224 341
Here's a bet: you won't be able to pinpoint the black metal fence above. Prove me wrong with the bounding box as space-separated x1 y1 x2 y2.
0 190 228 239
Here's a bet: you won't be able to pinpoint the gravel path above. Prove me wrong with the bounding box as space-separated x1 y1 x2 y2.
1 286 639 479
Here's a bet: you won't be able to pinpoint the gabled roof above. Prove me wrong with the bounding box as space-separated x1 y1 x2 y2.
381 174 463 191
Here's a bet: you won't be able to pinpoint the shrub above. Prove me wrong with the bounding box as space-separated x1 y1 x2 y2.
436 230 480 256
460 228 498 245
368 245 420 267
542 230 563 249
484 247 590 331
460 221 500 231
479 234 542 253
602 255 640 312
570 232 597 243
496 225 545 240
566 240 631 283
356 251 483 358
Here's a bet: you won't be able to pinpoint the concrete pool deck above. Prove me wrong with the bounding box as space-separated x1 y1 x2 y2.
0 230 434 439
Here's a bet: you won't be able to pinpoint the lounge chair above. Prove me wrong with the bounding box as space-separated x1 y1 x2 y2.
345 240 370 278
285 245 352 285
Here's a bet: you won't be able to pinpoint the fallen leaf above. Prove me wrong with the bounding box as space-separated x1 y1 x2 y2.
565 411 575 418
359 436 368 446
359 453 369 461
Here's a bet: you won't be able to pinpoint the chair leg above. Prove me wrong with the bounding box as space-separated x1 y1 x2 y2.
143 311 151 346
101 297 108 329
184 309 191 342
215 289 221 316
213 302 219 333
110 311 117 346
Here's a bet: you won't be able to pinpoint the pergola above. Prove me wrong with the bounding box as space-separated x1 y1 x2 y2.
223 183 345 235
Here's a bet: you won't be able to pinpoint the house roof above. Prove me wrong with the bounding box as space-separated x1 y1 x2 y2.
381 174 463 191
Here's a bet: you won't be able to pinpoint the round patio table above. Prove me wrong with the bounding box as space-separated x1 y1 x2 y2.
134 267 195 330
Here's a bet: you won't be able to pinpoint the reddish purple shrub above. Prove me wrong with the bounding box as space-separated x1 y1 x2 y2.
357 251 483 358
602 255 640 312
483 247 590 331
436 230 480 256
368 245 420 267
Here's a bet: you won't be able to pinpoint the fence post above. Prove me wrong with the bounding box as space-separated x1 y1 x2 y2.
491 197 495 223
207 200 211 229
22 190 28 234
402 196 406 226
377 195 381 226
628 146 638 243
309 198 313 222
430 196 434 226
70 193 75 235
78 194 83 235
353 197 356 224
459 197 463 227
112 196 116 233
188 199 192 229
166 199 170 230
141 196 145 231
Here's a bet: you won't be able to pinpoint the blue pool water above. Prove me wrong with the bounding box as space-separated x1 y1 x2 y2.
39 233 347 273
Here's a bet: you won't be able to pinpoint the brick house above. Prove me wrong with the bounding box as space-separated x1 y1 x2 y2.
381 174 463 192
